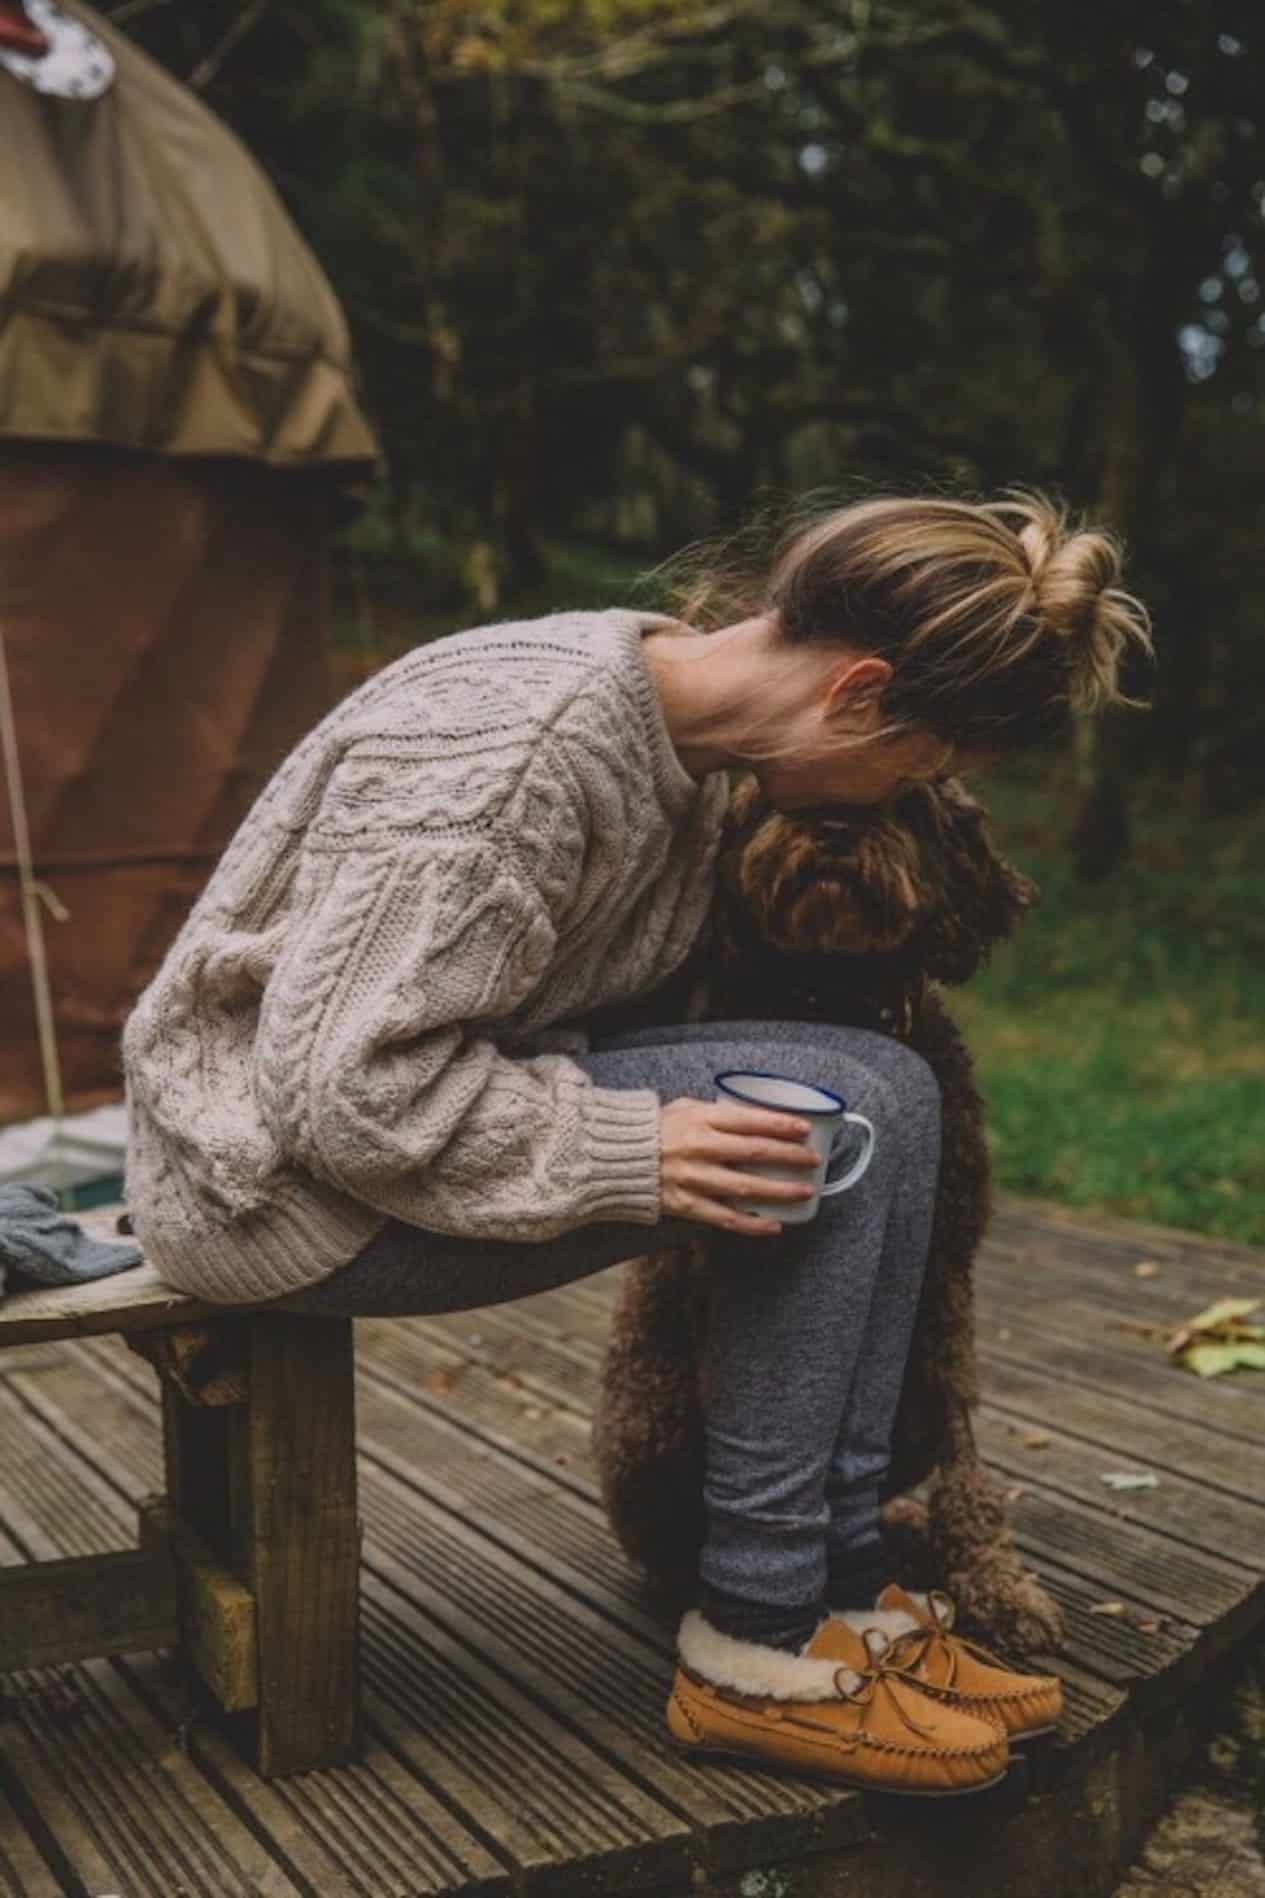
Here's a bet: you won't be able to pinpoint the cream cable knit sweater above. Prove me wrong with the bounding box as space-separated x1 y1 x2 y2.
121 608 730 1303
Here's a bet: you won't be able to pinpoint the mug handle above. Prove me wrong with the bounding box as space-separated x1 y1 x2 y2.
818 1112 875 1195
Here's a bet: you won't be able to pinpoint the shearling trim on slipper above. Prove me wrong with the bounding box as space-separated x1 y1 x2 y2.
834 1603 923 1640
677 1609 862 1700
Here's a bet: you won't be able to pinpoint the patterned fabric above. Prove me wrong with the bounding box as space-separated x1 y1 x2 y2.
121 608 730 1302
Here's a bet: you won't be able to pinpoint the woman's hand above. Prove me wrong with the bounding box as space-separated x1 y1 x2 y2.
659 1097 819 1235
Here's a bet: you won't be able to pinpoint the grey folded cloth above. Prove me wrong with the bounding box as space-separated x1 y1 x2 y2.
0 1185 142 1299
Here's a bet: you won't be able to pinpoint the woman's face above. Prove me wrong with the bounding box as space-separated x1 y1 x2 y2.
755 726 978 811
752 644 996 811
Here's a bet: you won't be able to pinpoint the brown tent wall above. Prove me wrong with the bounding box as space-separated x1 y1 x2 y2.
0 446 345 1121
0 5 380 1122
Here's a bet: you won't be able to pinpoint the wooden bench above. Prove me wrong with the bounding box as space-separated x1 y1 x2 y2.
0 1207 360 1780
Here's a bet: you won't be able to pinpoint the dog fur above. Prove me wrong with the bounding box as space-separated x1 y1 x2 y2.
588 772 1065 1660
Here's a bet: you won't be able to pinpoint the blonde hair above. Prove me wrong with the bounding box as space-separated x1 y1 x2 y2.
650 487 1155 764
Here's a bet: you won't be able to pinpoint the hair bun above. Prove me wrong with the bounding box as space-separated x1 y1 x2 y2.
997 491 1154 713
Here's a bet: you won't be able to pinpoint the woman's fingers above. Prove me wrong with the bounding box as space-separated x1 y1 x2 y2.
659 1096 821 1233
706 1103 812 1139
684 1159 817 1202
697 1129 820 1168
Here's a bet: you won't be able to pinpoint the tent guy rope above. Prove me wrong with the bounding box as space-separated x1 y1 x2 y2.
0 616 72 1160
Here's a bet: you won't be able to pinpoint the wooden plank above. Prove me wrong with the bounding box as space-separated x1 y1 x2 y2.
0 1778 64 1897
395 1305 597 1419
0 1262 230 1346
974 1287 1264 1435
976 1251 1265 1370
1023 1559 1196 1693
235 1313 362 1776
0 1546 177 1671
978 1233 1262 1322
989 1192 1265 1276
0 1343 65 1376
0 1377 139 1560
123 1650 514 1897
0 1655 305 1897
3 1199 1262 1897
359 1585 696 1897
137 1499 259 1712
975 1407 1264 1602
1000 1478 1252 1630
0 1354 515 1895
6 1356 260 1713
977 1355 1265 1521
976 1238 1263 1320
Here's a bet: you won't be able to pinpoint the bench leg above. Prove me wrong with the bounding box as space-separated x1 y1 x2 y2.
242 1311 363 1775
160 1312 363 1777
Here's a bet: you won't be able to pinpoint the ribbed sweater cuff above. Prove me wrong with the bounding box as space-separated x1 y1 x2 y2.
576 1085 662 1226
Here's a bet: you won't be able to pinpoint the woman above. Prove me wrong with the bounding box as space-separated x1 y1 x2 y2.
121 488 1152 1797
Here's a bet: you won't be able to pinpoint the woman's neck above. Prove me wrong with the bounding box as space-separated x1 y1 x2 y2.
643 614 777 780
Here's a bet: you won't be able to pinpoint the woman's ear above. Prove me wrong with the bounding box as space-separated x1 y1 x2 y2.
821 652 893 721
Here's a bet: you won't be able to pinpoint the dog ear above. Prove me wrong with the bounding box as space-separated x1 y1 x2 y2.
903 779 1040 985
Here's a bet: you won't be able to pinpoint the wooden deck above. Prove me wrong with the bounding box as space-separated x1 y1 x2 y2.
0 1194 1261 1897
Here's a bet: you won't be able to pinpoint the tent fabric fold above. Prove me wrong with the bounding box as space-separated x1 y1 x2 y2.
0 0 378 471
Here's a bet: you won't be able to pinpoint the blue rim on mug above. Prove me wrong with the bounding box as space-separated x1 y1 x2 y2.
715 1070 848 1115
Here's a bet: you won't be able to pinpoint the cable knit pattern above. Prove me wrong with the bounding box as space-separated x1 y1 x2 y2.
121 608 730 1302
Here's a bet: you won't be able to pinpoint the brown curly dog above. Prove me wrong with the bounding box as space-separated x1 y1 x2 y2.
588 771 1065 1660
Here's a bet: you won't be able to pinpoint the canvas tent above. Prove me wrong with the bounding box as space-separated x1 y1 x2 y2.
0 0 378 1157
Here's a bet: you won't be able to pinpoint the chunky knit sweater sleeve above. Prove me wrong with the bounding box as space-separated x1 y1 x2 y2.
253 813 664 1243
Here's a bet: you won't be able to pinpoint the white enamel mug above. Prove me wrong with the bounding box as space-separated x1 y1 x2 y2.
714 1070 876 1224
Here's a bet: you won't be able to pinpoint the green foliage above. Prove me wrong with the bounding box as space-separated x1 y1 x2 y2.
108 0 1265 808
953 752 1265 1242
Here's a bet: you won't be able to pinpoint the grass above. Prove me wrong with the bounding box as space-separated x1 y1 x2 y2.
335 538 1265 1246
952 749 1265 1246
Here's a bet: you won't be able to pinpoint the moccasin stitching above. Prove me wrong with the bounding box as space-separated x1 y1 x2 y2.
677 1661 1008 1760
670 1690 706 1742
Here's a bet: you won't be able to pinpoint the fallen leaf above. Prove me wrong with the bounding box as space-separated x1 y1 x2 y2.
1185 1296 1262 1331
425 1368 456 1395
1023 1431 1051 1449
1133 1618 1163 1635
1005 1485 1025 1502
1089 1601 1126 1617
1101 1471 1160 1491
1183 1340 1249 1378
522 1406 542 1421
1133 1261 1160 1279
1167 1291 1265 1375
